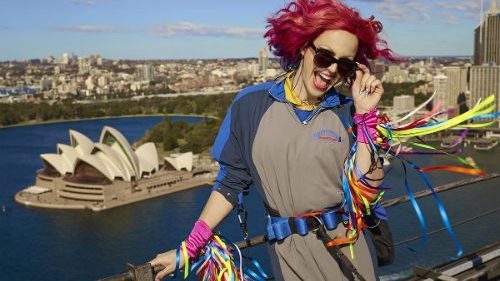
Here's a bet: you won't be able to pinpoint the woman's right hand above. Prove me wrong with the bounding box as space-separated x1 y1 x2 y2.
149 249 184 281
149 191 234 280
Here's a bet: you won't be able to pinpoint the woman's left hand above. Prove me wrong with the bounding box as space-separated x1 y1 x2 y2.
350 63 384 114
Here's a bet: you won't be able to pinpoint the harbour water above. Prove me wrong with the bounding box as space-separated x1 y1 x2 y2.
0 116 499 280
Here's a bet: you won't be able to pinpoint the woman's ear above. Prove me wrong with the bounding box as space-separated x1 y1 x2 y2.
300 47 306 57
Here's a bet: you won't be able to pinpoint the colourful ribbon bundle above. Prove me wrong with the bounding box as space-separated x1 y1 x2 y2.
335 94 498 258
173 233 242 281
174 233 270 281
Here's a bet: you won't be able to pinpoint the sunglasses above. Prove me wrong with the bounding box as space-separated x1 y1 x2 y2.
309 42 358 79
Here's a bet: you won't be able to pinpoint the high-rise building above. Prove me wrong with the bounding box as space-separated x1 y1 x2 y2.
393 95 415 113
39 76 52 91
474 0 500 65
469 65 500 111
78 57 91 74
89 54 102 66
433 74 449 113
443 66 468 111
372 61 385 80
71 53 78 64
85 76 95 91
136 64 155 82
457 92 469 114
96 56 103 66
249 61 259 77
258 48 269 73
474 25 482 65
382 65 408 83
61 53 69 65
97 76 108 87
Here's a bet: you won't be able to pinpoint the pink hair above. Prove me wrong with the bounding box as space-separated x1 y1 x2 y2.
264 0 398 71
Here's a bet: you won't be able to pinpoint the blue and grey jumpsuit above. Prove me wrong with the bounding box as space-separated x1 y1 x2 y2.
211 78 378 281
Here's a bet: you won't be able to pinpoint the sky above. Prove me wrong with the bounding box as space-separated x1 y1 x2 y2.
0 0 495 60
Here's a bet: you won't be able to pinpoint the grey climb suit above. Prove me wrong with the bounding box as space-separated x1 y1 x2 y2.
211 78 378 280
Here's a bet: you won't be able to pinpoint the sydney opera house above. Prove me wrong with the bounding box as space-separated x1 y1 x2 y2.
15 126 215 211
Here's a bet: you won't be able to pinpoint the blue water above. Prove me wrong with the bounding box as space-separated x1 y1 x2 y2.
0 116 499 281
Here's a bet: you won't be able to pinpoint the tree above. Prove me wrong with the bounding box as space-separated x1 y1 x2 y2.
163 133 178 151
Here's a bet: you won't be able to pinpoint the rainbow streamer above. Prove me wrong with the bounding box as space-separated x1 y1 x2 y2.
334 94 498 258
174 234 269 281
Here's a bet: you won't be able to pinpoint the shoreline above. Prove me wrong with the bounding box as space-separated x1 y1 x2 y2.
0 113 219 129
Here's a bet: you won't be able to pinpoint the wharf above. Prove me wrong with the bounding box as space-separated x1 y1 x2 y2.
15 169 216 212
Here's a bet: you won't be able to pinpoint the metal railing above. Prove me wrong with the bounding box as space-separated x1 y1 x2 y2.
98 173 500 281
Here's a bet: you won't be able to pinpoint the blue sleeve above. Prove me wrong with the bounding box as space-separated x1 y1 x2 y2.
210 98 252 206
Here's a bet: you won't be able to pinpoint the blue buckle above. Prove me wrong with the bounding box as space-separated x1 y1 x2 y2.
294 217 308 236
321 210 339 230
267 209 344 241
266 217 291 241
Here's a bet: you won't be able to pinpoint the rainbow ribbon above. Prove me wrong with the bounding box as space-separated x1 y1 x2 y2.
174 233 269 281
334 94 498 259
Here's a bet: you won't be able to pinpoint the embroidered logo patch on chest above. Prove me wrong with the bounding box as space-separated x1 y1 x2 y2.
313 129 342 143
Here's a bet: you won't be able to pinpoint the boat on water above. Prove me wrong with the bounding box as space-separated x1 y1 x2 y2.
440 135 463 148
473 140 499 151
401 145 413 152
381 145 413 167
465 156 477 167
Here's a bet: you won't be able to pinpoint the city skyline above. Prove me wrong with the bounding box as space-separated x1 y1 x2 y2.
0 0 496 61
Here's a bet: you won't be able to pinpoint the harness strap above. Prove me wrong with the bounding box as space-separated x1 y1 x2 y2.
265 204 348 242
264 203 367 281
316 226 367 281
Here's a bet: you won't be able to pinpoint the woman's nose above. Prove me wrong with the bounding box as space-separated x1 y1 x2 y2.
327 63 338 75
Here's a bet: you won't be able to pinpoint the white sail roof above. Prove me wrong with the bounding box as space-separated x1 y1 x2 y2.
69 129 94 155
92 143 134 181
40 126 164 183
99 126 140 178
56 144 79 168
136 142 160 174
74 154 114 181
165 152 193 172
40 153 73 175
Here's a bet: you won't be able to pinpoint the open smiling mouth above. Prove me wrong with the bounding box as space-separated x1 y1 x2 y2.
313 70 335 91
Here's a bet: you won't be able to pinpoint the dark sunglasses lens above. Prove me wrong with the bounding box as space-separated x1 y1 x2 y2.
314 51 357 77
313 52 335 68
337 60 357 77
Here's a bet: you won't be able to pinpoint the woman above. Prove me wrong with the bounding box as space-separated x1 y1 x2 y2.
151 0 396 280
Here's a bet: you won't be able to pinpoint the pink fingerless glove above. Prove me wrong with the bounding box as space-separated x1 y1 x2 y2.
184 219 213 258
353 108 379 144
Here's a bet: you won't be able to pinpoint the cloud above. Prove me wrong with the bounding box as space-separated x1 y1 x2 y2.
436 1 481 12
70 0 96 6
436 1 482 20
55 25 123 33
376 0 430 21
152 22 263 39
442 12 460 24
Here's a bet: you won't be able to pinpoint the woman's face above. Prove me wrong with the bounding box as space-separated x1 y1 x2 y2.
299 30 359 99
